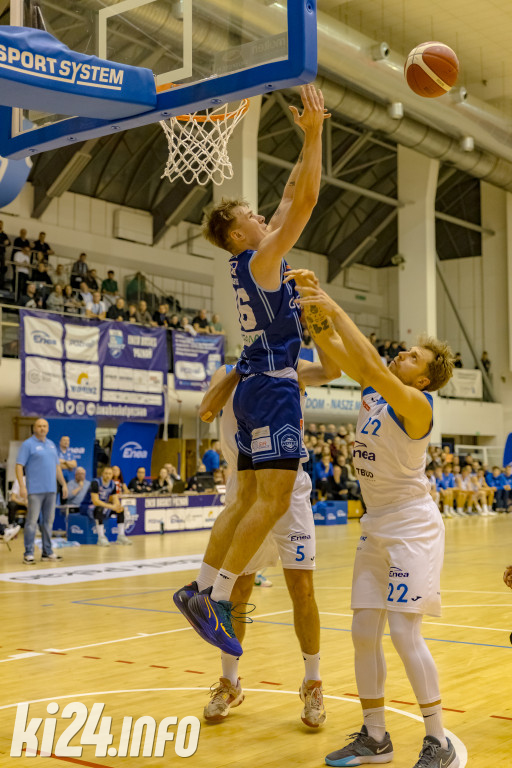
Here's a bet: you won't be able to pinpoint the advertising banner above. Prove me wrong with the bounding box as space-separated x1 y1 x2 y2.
47 418 95 481
172 331 224 391
440 368 483 400
110 422 159 483
20 310 167 420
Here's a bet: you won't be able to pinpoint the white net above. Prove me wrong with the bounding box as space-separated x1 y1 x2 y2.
160 100 250 186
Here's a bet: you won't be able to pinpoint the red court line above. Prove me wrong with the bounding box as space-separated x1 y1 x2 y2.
491 715 512 721
260 681 282 686
50 652 67 656
151 665 169 669
83 656 100 659
17 648 34 651
343 693 359 698
25 749 115 767
115 660 134 664
442 707 465 713
185 669 204 674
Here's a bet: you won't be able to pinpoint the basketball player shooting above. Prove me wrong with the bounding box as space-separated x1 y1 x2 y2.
284 269 459 768
173 84 329 656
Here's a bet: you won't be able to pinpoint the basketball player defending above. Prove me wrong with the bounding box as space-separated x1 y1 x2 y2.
174 85 329 655
285 269 458 768
199 350 339 726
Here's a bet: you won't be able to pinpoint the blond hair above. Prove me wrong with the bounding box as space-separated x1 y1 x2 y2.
202 198 248 252
418 335 454 392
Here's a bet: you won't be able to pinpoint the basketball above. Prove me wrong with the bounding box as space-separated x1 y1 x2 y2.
404 42 459 98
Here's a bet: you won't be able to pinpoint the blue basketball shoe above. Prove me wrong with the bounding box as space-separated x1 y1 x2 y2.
187 588 243 656
173 581 200 630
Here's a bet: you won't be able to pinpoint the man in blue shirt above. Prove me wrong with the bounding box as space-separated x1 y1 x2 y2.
202 441 221 473
58 435 77 484
16 418 68 564
67 467 91 508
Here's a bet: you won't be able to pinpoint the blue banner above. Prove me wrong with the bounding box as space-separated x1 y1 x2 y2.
47 418 96 481
172 331 224 391
110 422 159 485
20 310 168 421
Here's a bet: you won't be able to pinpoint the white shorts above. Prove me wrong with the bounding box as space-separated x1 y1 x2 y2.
351 495 444 617
241 469 316 575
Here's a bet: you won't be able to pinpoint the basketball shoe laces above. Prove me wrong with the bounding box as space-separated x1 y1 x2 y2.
415 742 441 767
217 601 256 637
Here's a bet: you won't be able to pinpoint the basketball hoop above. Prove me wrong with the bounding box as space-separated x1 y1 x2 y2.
160 99 250 186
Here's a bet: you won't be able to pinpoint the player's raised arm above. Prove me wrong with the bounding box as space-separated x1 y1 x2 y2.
199 365 240 423
251 85 329 282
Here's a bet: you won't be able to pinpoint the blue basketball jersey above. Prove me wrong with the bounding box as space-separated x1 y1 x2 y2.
229 250 303 375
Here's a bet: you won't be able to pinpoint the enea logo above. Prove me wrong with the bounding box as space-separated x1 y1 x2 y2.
31 330 57 346
120 441 148 460
353 441 376 461
389 566 409 578
108 328 125 359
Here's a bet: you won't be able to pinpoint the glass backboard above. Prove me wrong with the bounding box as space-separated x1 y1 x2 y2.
1 0 317 158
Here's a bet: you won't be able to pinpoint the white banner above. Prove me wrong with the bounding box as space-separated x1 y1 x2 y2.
0 555 204 585
24 315 63 359
65 362 101 401
25 356 65 397
64 324 99 362
441 368 483 400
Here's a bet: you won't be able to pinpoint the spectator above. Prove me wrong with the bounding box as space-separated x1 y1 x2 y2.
202 440 221 473
128 467 152 493
16 418 68 564
209 313 225 334
46 284 65 312
192 308 210 334
480 351 491 375
7 477 27 528
136 299 153 326
377 339 391 361
13 245 31 299
315 455 334 499
32 261 53 286
0 220 11 289
326 463 349 501
58 435 77 484
32 231 54 261
168 313 181 330
126 271 146 303
180 315 197 335
163 463 181 483
454 352 463 369
112 465 129 495
19 283 42 308
305 423 317 437
107 297 128 321
186 463 216 492
368 332 377 348
152 302 169 327
86 291 106 320
79 281 93 306
388 341 400 359
152 467 173 494
67 467 91 508
101 270 119 302
51 264 67 287
127 303 138 323
85 268 100 291
63 284 82 315
88 466 131 546
71 252 89 289
12 228 30 258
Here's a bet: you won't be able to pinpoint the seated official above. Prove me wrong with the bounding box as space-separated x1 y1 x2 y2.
67 467 91 508
152 467 173 494
186 464 216 493
87 466 132 546
8 478 28 525
128 467 152 494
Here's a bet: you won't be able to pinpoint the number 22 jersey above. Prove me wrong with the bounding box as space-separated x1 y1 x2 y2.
229 249 303 375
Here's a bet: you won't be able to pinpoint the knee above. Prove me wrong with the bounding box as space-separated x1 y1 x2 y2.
286 572 315 605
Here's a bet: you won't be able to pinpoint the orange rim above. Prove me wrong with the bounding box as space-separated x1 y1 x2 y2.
156 82 250 122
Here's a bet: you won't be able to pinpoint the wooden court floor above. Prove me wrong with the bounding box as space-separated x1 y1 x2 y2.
1 516 511 767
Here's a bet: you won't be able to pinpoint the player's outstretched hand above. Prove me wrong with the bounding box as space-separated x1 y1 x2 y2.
298 288 340 319
283 268 320 290
289 84 330 134
503 565 512 589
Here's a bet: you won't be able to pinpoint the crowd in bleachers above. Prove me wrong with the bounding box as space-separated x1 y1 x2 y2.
425 445 512 517
0 224 224 335
302 422 364 505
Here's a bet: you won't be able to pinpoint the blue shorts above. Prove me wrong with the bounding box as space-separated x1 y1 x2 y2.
233 374 302 464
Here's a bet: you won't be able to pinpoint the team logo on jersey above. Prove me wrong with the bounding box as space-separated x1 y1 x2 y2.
389 566 409 578
281 433 299 453
289 533 311 542
353 441 376 461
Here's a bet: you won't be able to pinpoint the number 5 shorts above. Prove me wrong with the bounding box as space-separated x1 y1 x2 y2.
233 373 303 464
241 470 316 574
351 495 445 617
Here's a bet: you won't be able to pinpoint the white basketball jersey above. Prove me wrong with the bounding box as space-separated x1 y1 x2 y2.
353 386 433 510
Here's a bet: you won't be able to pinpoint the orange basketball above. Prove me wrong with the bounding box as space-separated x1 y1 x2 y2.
404 42 459 98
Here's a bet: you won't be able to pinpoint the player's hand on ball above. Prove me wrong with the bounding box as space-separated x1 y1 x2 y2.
289 84 331 134
503 565 512 589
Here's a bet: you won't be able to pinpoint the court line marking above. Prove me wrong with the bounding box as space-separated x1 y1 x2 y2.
0 687 467 768
319 612 511 633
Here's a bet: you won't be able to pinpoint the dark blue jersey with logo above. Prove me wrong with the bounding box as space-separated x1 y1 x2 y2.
86 478 117 505
229 250 303 375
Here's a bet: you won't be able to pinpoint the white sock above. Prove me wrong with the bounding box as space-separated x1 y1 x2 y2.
211 569 238 602
421 703 448 749
456 508 463 515
302 651 321 682
221 652 240 686
196 561 219 591
362 706 386 742
118 522 125 536
483 504 489 513
97 523 105 537
443 505 451 515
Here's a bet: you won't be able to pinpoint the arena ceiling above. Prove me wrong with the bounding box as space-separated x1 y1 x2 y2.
5 0 506 278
